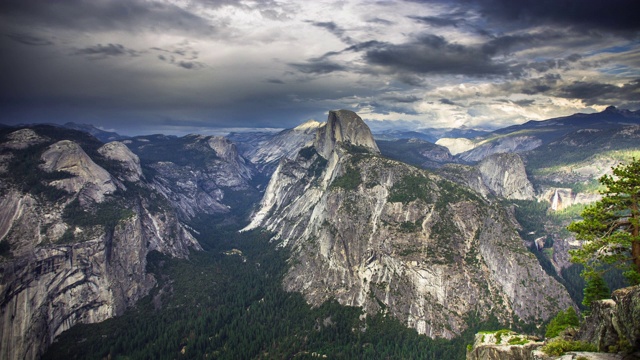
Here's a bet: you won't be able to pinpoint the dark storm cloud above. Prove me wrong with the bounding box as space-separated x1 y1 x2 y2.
289 60 346 74
0 0 213 35
310 21 352 43
7 33 52 46
514 99 536 107
408 15 462 27
266 79 285 84
73 43 139 58
556 79 640 105
364 33 509 76
481 31 566 56
472 0 640 35
439 98 456 106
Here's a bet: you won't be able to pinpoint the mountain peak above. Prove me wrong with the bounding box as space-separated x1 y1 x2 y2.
293 119 323 131
314 109 379 158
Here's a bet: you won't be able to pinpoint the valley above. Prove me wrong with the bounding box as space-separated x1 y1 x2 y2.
1 107 639 359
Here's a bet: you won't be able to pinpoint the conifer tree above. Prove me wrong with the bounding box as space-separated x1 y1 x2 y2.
568 158 640 297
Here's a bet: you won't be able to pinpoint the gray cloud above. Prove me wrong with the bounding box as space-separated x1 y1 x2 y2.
364 34 509 77
0 0 214 35
440 98 456 105
310 21 352 43
7 32 52 46
472 0 640 34
556 79 640 105
289 60 346 74
73 43 139 58
409 15 463 27
381 95 421 103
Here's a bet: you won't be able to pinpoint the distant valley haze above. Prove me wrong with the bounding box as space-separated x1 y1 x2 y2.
1 0 639 136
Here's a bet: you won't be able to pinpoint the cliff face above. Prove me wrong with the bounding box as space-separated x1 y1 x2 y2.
477 153 535 200
241 120 323 175
577 286 640 353
439 153 534 201
125 134 256 219
245 110 573 338
0 127 200 360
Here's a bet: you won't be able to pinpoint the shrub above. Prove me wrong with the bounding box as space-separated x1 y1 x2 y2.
542 339 597 356
545 307 580 338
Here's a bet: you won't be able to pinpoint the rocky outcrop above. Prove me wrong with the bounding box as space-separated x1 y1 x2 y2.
135 134 256 219
457 136 542 162
241 120 323 175
438 153 534 201
245 110 573 339
41 140 118 203
477 153 535 200
577 286 640 353
1 129 47 150
467 331 543 360
98 141 143 182
315 110 379 159
0 128 201 360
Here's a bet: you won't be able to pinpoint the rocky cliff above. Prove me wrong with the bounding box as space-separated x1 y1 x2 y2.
240 120 323 175
439 153 534 201
0 126 200 360
245 110 573 339
124 134 256 219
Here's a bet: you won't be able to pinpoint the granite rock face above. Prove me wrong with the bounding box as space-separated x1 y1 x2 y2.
134 134 256 219
457 135 542 162
242 120 323 175
245 111 573 339
439 153 534 201
315 110 380 159
477 153 535 200
40 140 118 203
0 128 200 360
98 141 144 182
577 286 640 353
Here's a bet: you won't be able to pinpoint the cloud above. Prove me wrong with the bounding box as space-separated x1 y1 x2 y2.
439 98 456 105
266 79 285 84
0 0 214 35
364 33 510 77
310 21 352 43
289 60 346 74
7 33 52 46
409 15 462 28
473 0 640 34
73 43 139 58
381 95 421 103
555 79 640 105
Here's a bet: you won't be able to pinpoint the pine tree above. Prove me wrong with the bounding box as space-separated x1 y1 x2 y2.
582 272 610 309
568 158 640 290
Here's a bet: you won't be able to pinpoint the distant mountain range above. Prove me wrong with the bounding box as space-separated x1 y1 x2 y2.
1 106 639 359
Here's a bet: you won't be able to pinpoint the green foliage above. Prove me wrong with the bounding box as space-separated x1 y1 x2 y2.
507 336 529 345
331 165 362 190
62 198 135 230
4 145 74 202
129 135 219 167
388 174 433 203
582 272 610 309
298 146 317 160
44 224 500 360
568 158 640 296
545 307 580 338
541 339 597 356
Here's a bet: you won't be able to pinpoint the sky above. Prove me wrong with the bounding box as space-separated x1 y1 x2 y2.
1 0 639 136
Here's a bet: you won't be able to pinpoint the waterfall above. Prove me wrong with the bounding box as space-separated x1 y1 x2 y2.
551 189 559 211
